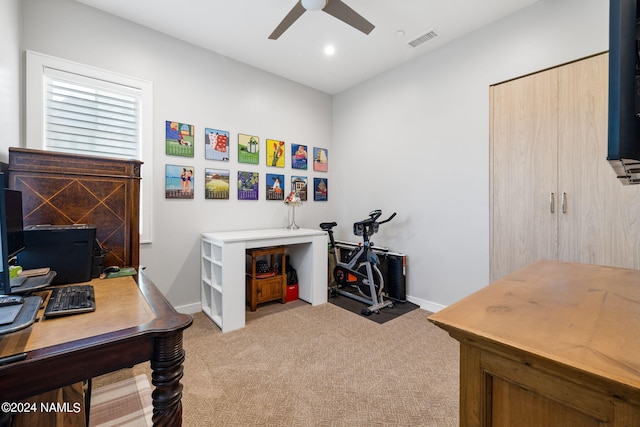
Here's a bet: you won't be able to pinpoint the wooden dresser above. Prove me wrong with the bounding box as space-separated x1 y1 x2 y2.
429 260 640 427
8 148 142 268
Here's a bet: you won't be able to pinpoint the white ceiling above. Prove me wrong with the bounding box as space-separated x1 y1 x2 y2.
74 0 540 94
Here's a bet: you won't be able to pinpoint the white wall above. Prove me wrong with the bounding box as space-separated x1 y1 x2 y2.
332 0 609 308
0 0 21 165
8 0 610 311
0 0 21 281
19 0 333 310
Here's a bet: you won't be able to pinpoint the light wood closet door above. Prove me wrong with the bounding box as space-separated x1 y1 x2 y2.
490 68 559 282
557 53 640 269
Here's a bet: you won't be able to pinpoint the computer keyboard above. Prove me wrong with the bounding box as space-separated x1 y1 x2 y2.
44 284 95 317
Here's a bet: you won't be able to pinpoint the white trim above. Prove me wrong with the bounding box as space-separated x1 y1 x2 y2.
180 296 446 315
406 295 448 313
25 51 153 243
175 302 203 315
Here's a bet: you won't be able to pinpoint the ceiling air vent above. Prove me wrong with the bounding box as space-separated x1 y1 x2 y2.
408 30 439 48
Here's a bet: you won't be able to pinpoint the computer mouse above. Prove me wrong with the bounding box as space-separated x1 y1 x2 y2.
103 266 120 274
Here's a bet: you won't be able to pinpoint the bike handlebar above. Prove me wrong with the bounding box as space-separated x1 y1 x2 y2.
353 210 396 237
378 212 396 224
361 210 395 226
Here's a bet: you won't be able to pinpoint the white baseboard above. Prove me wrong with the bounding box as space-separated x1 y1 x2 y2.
405 295 447 313
177 297 447 315
175 302 202 315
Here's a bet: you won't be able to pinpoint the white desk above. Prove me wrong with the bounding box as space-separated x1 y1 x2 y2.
201 228 328 332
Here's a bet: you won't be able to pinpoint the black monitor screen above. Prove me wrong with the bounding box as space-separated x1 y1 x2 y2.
5 189 24 259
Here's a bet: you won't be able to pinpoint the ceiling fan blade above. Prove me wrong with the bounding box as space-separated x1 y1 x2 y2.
322 0 374 35
269 1 307 40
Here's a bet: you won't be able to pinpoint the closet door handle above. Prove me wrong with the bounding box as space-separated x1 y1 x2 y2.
550 192 555 213
561 192 567 213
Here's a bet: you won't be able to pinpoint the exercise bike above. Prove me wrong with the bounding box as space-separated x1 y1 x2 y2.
320 210 396 316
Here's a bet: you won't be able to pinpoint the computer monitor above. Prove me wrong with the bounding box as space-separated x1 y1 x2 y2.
0 176 25 295
5 189 25 260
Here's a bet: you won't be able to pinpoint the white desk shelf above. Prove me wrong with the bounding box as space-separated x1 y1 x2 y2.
201 239 225 326
201 228 328 332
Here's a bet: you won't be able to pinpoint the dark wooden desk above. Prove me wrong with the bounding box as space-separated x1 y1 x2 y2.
0 271 193 426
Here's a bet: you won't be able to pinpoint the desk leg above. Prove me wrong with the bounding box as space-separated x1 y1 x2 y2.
222 241 247 332
289 235 328 305
151 331 186 426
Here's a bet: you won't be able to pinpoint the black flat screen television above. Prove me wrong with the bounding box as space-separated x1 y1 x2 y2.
607 0 640 184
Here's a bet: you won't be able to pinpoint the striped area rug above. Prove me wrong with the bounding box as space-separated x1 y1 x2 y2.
90 374 152 427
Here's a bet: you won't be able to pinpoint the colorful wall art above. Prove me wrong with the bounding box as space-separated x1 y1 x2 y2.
314 177 328 201
205 128 230 161
166 164 194 199
238 171 259 200
313 147 328 172
266 139 285 168
166 121 195 157
291 144 308 170
291 175 308 201
205 168 230 200
238 134 259 164
266 173 285 200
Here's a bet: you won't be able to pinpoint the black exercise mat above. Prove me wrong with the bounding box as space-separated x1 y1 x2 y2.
328 289 419 324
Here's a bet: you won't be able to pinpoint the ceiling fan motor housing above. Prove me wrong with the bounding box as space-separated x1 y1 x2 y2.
269 0 374 40
301 0 328 11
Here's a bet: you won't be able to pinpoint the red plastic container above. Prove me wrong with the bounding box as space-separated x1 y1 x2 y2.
286 283 298 302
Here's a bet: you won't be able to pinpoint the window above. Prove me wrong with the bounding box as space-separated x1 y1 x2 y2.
43 71 140 158
25 51 153 243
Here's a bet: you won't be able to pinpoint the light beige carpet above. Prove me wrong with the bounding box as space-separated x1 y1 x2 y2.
95 300 460 426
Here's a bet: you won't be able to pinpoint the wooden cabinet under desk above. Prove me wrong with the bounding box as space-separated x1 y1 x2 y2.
245 246 286 311
428 260 640 427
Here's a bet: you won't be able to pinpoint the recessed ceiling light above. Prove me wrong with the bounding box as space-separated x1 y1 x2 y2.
395 30 406 38
324 45 336 56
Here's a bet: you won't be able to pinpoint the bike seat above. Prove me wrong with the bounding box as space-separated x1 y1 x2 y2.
319 222 337 230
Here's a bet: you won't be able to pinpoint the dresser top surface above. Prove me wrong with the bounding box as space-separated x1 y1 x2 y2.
429 259 640 389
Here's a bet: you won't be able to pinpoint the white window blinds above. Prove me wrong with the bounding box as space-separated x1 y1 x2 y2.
43 69 141 159
26 51 153 243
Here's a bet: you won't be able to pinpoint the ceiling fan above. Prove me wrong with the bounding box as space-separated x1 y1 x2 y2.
269 0 375 40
